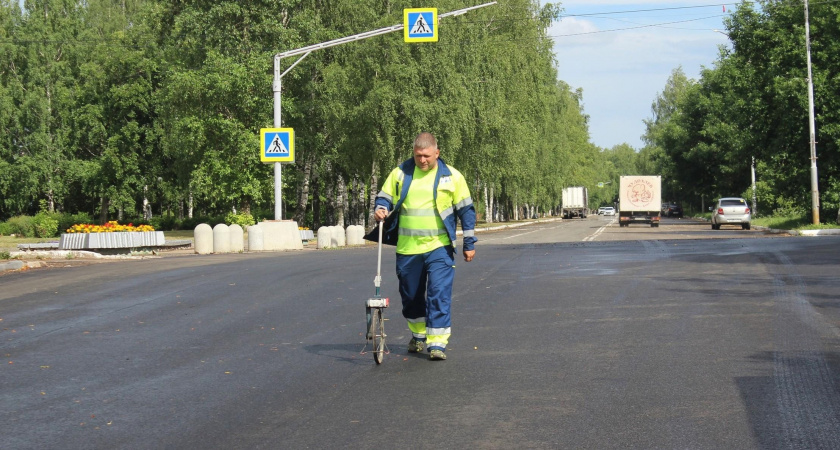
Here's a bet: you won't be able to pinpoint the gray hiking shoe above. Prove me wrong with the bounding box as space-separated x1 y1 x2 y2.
408 338 425 353
429 349 447 361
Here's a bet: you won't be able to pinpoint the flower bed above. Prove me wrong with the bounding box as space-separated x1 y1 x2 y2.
65 221 155 233
59 221 163 250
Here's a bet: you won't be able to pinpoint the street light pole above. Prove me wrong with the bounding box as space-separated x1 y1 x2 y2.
804 0 820 224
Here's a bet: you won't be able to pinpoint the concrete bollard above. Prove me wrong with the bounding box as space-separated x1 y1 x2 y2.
317 226 332 249
194 223 214 254
247 225 264 251
229 224 244 252
213 224 231 253
346 225 365 245
333 225 346 247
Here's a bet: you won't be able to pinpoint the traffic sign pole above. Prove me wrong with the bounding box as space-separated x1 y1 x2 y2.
270 2 497 220
273 58 282 220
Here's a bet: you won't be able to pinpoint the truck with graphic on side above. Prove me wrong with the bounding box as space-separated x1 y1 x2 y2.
618 175 661 228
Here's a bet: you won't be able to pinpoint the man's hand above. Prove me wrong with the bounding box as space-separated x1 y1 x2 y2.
463 249 475 262
374 208 389 222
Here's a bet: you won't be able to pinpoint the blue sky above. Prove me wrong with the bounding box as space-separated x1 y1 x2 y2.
542 1 731 150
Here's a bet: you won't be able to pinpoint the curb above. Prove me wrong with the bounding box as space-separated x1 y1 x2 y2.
753 226 840 236
0 260 24 272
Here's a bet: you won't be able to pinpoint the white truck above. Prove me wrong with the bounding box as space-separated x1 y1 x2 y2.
618 175 661 227
561 186 588 219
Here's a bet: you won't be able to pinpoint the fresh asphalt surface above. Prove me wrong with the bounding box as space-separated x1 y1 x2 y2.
2 217 840 449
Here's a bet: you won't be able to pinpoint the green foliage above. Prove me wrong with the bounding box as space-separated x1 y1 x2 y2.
57 213 93 233
0 251 10 260
643 1 840 223
225 212 255 227
0 221 11 235
6 215 35 237
33 212 59 238
0 0 599 228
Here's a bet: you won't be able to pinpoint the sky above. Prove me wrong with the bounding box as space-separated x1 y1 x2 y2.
541 1 731 150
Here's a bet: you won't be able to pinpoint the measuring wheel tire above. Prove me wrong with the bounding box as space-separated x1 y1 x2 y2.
370 308 385 364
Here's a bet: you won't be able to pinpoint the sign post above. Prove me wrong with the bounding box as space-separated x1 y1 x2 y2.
269 2 497 220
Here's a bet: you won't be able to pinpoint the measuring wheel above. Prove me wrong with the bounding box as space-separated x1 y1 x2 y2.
369 308 386 364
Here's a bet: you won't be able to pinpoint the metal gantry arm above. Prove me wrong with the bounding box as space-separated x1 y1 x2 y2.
270 2 497 220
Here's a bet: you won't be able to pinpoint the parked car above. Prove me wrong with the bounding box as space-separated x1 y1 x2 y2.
711 197 751 230
601 206 616 216
662 202 683 218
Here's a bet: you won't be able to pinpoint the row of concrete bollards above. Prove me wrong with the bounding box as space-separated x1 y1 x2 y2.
316 225 365 249
194 223 370 254
194 223 244 254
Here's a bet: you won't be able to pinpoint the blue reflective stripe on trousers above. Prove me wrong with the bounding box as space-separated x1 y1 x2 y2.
395 245 455 332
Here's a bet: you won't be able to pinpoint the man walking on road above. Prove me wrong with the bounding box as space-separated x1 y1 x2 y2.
372 132 476 361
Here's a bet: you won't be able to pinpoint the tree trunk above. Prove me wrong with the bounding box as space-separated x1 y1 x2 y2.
143 185 152 220
312 165 322 229
336 173 347 227
293 156 312 225
100 197 110 224
486 187 496 223
484 184 491 224
188 192 194 219
352 174 365 226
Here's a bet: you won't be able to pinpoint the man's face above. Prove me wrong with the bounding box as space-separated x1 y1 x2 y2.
413 146 439 171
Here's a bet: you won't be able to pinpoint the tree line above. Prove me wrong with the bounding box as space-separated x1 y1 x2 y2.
2 0 641 230
641 0 839 223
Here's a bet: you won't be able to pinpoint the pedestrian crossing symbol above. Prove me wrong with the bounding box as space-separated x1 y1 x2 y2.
260 128 295 163
404 8 438 43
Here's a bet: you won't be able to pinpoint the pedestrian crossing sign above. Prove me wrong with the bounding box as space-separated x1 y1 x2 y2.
404 8 438 43
260 128 295 163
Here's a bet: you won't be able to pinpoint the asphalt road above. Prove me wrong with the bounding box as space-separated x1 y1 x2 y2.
2 217 839 449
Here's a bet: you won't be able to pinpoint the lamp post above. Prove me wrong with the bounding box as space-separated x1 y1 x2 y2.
804 0 820 224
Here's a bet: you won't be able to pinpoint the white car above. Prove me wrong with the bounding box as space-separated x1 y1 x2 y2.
601 207 616 216
711 197 751 230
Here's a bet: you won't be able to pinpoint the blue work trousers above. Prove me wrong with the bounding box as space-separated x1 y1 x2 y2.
395 245 455 349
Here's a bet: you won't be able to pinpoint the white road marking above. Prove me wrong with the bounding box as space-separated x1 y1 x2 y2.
583 218 616 242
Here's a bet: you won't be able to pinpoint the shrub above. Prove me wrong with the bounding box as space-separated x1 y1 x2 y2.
150 215 179 231
0 221 12 235
0 251 10 260
7 215 35 237
33 212 59 238
225 212 255 227
57 212 92 233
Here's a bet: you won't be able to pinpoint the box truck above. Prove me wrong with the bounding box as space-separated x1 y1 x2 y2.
618 176 661 227
561 186 588 219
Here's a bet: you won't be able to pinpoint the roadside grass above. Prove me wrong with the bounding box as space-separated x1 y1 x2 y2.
0 235 57 253
752 214 840 230
164 230 195 240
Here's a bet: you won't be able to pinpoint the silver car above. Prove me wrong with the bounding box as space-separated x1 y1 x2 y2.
711 197 751 230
